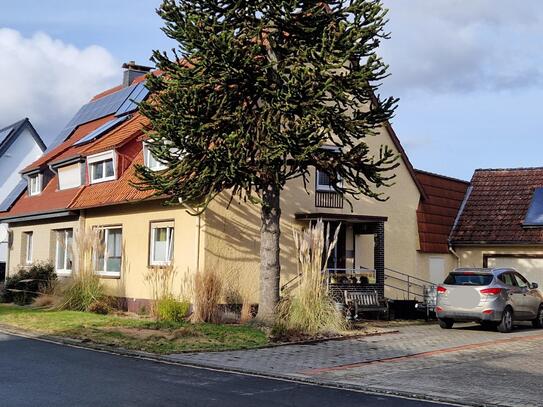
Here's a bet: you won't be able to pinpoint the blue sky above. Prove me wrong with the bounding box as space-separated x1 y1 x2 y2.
0 1 542 181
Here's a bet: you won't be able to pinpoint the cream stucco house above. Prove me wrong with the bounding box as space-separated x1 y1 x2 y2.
0 64 469 312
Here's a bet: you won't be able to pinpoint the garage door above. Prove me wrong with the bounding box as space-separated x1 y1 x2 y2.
486 256 543 287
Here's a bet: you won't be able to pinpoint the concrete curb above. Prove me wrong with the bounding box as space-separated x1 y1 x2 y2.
0 324 499 407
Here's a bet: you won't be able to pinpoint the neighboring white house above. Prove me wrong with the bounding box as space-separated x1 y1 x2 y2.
0 119 46 278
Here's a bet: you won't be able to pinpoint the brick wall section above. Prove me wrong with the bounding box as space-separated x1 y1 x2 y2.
374 221 385 298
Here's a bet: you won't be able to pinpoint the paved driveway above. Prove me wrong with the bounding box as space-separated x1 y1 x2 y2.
169 323 543 406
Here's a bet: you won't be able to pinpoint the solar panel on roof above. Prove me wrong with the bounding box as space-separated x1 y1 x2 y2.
73 115 130 147
524 188 543 227
0 179 26 212
56 83 141 143
115 82 149 116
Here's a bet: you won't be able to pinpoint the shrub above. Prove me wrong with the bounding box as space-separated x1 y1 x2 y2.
191 269 222 323
58 228 106 311
156 297 190 322
275 220 346 336
1 262 56 305
87 299 112 315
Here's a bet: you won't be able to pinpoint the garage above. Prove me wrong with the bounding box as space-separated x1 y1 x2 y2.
485 255 543 287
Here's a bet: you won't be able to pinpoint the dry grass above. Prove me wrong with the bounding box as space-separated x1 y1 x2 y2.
275 220 346 336
191 269 222 323
58 228 106 311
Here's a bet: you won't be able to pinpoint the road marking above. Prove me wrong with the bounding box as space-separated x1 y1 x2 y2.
302 332 543 376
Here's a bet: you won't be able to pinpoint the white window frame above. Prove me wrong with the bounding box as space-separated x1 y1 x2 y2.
149 222 174 266
143 142 167 171
95 226 122 277
55 229 73 276
88 151 116 184
316 169 342 192
28 174 42 196
24 232 33 264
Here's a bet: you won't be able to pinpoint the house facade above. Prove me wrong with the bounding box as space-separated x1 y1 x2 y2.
450 168 543 288
0 64 469 311
0 119 46 277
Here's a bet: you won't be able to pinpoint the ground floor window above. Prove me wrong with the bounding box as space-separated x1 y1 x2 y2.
55 229 73 275
150 221 174 266
95 226 122 277
24 232 33 264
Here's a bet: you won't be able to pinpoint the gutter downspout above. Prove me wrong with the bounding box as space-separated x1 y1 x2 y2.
448 185 473 269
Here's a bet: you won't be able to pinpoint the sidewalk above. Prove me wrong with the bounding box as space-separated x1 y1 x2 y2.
168 323 543 407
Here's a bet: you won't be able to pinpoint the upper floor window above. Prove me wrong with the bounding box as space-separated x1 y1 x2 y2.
28 174 42 196
88 151 116 184
143 142 167 171
149 221 174 266
55 229 73 275
316 170 342 192
95 226 122 277
58 163 82 190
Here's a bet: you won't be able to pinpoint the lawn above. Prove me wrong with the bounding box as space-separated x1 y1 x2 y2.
0 304 268 354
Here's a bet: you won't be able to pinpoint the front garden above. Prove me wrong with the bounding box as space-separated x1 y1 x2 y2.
0 304 267 354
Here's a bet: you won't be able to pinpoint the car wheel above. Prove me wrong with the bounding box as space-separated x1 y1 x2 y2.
497 307 513 333
438 318 454 329
532 305 543 329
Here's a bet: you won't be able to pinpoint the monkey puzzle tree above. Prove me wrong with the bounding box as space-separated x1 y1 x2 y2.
135 0 398 323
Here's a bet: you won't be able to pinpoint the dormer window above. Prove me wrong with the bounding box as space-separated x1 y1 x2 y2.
143 142 167 171
88 151 116 184
28 174 42 196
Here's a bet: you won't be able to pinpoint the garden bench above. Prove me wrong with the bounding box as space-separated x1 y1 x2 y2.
344 290 388 319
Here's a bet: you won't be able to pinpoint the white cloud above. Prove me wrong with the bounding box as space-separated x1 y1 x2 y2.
0 28 119 143
379 1 543 94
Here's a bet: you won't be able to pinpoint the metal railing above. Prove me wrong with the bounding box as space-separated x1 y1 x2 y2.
384 267 436 300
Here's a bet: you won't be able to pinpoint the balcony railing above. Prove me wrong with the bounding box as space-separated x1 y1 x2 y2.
315 191 343 208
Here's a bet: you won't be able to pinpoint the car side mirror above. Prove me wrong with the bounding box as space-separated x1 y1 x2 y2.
531 282 539 289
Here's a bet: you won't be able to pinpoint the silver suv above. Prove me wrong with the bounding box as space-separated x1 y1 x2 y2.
436 268 543 333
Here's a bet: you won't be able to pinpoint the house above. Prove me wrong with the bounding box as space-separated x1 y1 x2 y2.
450 168 543 287
0 119 46 278
0 62 469 311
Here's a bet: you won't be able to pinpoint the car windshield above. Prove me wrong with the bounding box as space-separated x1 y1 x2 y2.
444 273 493 286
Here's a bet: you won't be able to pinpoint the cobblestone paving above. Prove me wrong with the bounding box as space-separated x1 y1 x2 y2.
169 323 543 406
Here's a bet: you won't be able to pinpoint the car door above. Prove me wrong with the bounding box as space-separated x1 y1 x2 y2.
513 272 540 319
499 272 526 318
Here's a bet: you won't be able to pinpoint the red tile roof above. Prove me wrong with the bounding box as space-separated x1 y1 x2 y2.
23 115 116 172
4 177 83 219
81 114 149 156
450 168 543 245
415 170 469 253
69 153 154 209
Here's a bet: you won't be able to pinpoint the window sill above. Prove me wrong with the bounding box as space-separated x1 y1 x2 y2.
56 271 72 277
90 176 116 185
96 271 121 279
148 262 173 268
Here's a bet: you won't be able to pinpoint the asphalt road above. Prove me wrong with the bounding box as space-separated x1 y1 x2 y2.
0 332 452 407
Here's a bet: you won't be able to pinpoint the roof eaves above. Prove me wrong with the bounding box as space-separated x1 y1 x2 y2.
0 118 32 157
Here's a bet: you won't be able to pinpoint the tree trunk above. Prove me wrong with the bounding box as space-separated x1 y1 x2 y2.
258 183 281 324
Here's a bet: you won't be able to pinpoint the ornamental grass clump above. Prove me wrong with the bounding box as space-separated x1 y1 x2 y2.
275 220 346 336
59 228 106 312
191 269 222 324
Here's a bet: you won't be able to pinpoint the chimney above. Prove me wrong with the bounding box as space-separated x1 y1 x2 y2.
122 61 152 87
